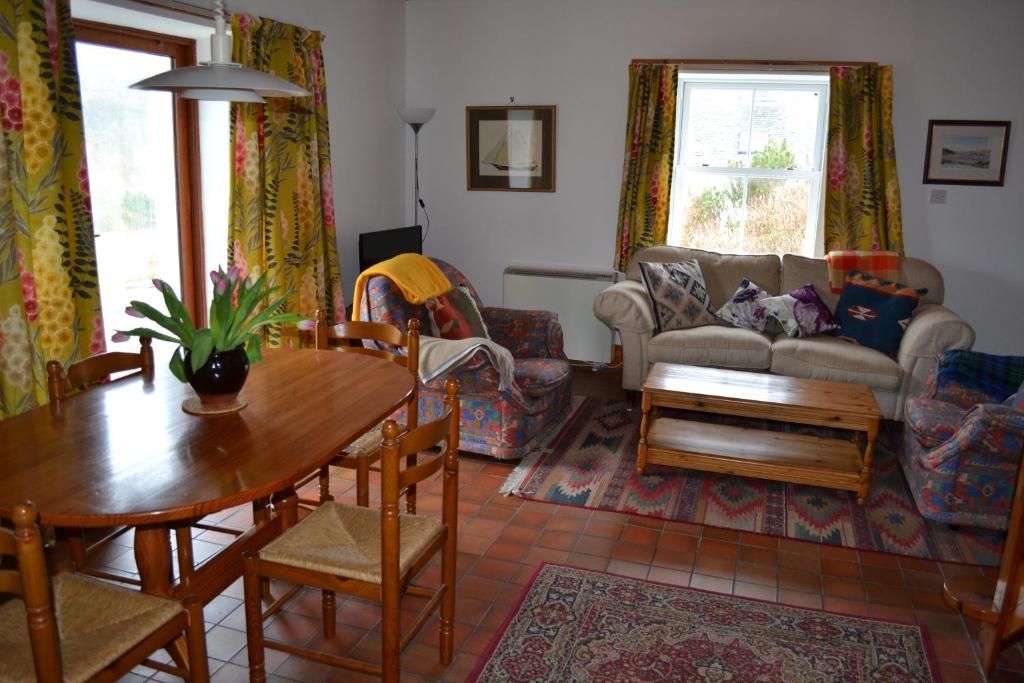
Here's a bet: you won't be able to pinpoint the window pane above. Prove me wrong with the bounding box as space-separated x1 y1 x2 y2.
76 43 182 337
682 87 751 168
749 89 821 171
675 172 745 254
743 178 810 254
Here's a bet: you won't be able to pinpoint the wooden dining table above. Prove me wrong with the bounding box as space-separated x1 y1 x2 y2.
0 349 414 604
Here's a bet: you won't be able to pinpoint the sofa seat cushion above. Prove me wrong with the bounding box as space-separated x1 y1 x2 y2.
649 326 772 370
514 358 572 398
905 397 965 450
770 336 901 390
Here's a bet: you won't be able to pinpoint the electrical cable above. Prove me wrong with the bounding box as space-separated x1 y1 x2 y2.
419 198 430 245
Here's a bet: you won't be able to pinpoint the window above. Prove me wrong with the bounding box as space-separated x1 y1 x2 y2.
667 72 829 256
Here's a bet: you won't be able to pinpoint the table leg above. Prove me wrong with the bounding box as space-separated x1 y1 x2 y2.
636 391 652 475
273 486 299 528
134 525 174 597
856 420 879 506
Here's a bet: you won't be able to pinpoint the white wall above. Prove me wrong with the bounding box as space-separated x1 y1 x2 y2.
406 0 1024 354
230 0 407 303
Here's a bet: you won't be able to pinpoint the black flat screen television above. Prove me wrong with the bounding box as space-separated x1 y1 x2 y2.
358 225 422 273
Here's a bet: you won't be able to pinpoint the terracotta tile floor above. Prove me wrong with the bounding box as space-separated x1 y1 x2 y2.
108 368 1022 682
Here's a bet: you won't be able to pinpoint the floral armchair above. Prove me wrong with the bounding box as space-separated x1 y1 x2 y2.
358 259 572 460
901 350 1024 530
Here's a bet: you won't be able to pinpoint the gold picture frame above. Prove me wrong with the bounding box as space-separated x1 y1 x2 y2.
466 105 556 192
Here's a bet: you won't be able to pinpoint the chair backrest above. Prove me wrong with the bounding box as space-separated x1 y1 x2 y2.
46 337 154 401
360 258 480 335
1 502 63 682
379 378 459 510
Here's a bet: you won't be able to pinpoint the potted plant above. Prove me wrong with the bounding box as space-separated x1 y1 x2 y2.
112 266 309 409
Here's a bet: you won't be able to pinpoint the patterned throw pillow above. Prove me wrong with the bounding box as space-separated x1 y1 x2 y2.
425 284 489 340
1005 381 1024 410
760 283 840 338
834 271 927 356
638 260 716 333
717 279 771 330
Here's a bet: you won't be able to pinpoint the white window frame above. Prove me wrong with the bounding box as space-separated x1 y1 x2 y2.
667 71 830 256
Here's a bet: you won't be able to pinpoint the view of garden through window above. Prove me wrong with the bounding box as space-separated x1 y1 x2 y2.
668 73 829 256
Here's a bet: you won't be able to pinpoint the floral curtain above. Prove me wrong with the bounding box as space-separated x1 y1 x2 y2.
613 63 678 272
0 0 103 419
228 14 344 338
823 65 904 255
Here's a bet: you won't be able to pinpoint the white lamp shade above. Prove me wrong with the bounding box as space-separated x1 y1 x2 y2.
398 107 436 126
131 63 310 102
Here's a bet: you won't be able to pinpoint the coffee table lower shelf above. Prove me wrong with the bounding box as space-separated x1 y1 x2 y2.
641 417 865 493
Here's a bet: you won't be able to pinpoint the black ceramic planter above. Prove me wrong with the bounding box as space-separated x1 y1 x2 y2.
184 346 249 408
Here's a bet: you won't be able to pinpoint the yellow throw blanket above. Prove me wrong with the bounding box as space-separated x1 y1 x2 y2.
351 253 452 320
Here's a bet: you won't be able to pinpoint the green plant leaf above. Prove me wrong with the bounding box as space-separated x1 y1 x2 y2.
245 333 262 363
129 300 193 346
169 347 187 382
115 327 181 344
158 280 195 334
190 329 214 372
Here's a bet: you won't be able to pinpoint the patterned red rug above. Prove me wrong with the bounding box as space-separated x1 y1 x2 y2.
469 564 940 682
505 398 1003 565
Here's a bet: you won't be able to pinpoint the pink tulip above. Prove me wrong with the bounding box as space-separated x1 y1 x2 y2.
297 318 316 331
111 332 130 343
209 270 221 284
227 266 240 283
152 278 167 292
215 277 229 295
125 306 143 318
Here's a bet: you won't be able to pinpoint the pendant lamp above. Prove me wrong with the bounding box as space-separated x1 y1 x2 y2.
130 0 310 103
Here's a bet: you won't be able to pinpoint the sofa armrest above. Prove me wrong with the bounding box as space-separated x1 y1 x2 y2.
895 304 975 408
593 280 656 391
593 280 655 335
421 348 506 395
480 307 566 360
921 404 1024 473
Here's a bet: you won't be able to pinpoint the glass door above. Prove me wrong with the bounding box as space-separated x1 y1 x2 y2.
74 21 204 335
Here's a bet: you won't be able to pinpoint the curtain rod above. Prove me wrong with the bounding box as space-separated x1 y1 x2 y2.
631 58 877 68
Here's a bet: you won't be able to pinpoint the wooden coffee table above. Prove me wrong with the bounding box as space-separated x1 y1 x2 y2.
636 363 883 504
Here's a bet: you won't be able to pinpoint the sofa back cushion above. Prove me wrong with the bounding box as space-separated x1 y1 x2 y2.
781 254 944 309
627 246 781 308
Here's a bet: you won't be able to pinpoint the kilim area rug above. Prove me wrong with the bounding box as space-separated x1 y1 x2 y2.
503 398 1003 565
469 564 940 682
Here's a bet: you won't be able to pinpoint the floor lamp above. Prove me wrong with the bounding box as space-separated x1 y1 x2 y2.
398 107 435 228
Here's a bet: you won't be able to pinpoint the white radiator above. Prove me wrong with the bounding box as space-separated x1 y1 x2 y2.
503 265 619 363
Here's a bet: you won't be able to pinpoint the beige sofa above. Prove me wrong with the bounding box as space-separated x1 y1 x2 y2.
593 246 975 420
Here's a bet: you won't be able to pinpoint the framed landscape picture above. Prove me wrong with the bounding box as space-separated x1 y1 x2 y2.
923 120 1011 186
466 105 556 192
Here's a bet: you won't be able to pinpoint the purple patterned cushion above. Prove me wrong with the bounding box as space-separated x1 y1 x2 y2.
760 283 840 338
638 260 716 333
716 279 770 330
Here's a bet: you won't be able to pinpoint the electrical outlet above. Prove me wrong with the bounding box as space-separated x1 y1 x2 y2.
929 189 947 205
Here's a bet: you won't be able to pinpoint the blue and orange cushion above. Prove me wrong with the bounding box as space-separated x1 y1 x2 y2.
425 284 489 340
834 270 927 356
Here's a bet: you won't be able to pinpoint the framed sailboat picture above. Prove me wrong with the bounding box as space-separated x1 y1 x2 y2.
466 105 556 191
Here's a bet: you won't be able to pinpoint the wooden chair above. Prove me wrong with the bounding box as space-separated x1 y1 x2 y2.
288 310 420 511
46 336 155 400
242 379 460 682
0 501 208 682
45 338 155 585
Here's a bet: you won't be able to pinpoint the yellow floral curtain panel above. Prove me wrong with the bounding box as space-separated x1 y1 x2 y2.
823 65 904 255
228 14 344 337
0 0 103 419
613 63 678 271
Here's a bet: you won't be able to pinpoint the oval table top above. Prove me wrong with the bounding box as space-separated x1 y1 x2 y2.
0 349 414 527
